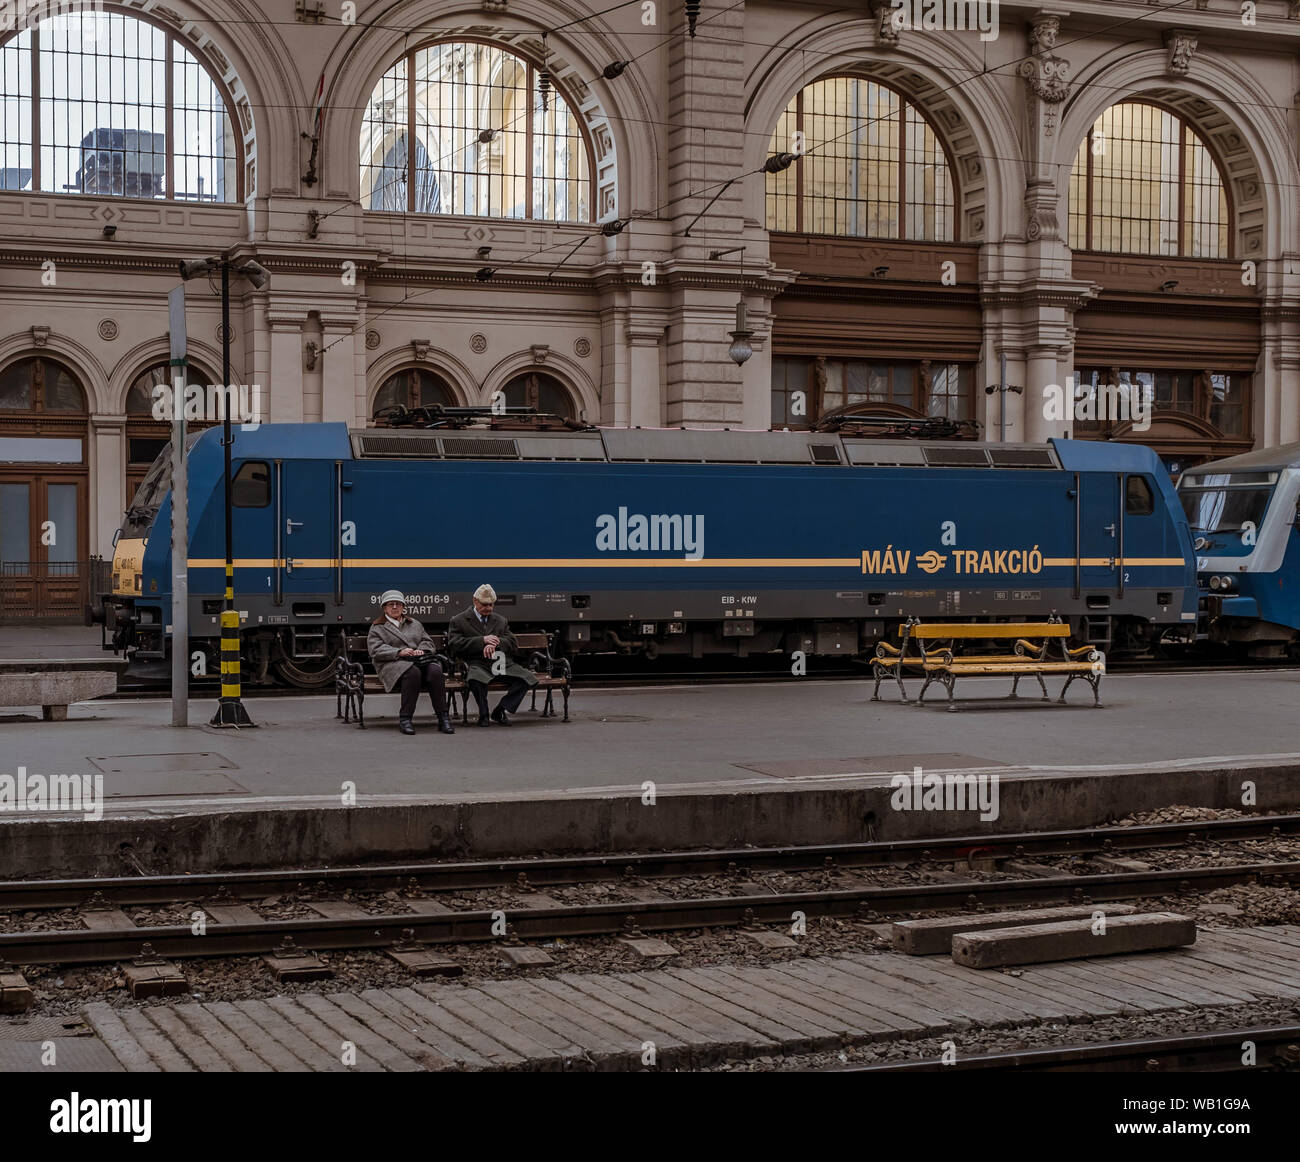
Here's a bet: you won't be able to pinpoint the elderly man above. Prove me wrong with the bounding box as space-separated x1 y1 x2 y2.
446 583 538 726
367 589 455 736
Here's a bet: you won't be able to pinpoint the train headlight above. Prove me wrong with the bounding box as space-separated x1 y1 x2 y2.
1218 575 1234 591
1209 576 1222 590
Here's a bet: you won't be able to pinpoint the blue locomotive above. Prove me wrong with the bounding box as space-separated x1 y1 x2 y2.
96 420 1197 686
1179 441 1300 656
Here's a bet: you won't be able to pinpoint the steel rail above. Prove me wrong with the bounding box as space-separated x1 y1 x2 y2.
2 860 1298 967
828 1024 1300 1072
2 815 1298 911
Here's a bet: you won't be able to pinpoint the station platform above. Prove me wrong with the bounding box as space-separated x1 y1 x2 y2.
2 628 1300 873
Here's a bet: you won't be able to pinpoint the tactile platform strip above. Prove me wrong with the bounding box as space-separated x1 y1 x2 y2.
734 753 1007 778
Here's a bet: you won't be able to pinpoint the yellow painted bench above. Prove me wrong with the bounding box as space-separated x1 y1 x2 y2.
871 619 1105 710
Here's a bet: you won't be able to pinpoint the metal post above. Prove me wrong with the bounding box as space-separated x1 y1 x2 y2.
211 257 254 727
168 286 188 727
999 351 1007 443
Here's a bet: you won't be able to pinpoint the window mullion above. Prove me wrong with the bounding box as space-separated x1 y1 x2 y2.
165 35 174 199
1178 117 1187 255
407 51 416 213
525 60 535 219
898 100 907 241
31 24 41 190
795 88 804 233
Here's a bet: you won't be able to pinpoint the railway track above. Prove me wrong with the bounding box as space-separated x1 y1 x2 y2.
2 816 1298 968
831 1025 1300 1072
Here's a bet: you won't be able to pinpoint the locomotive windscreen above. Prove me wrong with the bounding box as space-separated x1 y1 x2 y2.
1178 471 1277 535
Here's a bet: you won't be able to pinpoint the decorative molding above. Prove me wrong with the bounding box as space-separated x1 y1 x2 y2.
304 341 319 371
1164 30 1198 78
867 0 901 46
30 325 49 347
573 337 592 358
216 323 233 343
365 329 381 350
469 332 488 354
97 319 118 341
1017 13 1071 137
481 0 509 10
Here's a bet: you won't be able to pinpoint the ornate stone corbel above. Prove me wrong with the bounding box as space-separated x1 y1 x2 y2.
1164 30 1198 78
304 341 319 371
411 338 431 362
868 0 902 47
530 343 550 364
30 325 49 347
1025 176 1060 242
1017 13 1071 138
481 0 508 12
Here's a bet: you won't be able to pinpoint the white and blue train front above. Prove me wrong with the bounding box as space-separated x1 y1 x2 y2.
1179 442 1300 655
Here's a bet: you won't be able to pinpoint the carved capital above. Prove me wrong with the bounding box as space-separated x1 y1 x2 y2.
1164 29 1198 78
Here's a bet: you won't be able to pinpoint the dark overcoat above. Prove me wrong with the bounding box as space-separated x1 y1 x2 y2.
446 607 540 688
366 616 438 692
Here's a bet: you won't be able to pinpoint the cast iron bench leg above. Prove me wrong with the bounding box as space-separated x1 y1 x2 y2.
1034 670 1049 701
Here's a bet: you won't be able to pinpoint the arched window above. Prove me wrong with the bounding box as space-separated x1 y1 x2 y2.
360 39 593 221
1069 101 1228 257
771 356 972 428
372 367 457 418
0 357 89 619
0 7 242 200
766 77 955 240
502 372 574 418
124 362 217 501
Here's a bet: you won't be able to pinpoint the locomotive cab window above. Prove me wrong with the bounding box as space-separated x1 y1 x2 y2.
1125 476 1154 516
232 461 271 507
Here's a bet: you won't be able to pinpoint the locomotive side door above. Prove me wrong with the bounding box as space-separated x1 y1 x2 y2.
1077 472 1122 595
276 459 337 594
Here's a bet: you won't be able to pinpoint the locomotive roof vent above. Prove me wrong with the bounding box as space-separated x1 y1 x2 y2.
842 442 926 466
440 436 520 459
988 447 1058 468
923 446 991 467
355 433 443 457
808 444 842 465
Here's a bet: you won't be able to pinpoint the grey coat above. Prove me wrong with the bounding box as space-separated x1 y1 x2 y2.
446 607 540 688
366 616 438 692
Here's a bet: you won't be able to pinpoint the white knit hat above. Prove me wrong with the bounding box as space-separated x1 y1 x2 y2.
379 589 406 605
473 583 497 602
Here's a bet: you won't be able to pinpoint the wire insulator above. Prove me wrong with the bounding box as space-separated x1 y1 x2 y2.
686 0 701 37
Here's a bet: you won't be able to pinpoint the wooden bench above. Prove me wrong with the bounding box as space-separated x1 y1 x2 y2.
0 658 128 721
871 619 1105 711
334 632 571 728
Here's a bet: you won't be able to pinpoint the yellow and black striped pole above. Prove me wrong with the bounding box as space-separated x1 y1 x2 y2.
210 257 255 728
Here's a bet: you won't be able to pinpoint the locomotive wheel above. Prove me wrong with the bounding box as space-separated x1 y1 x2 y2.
271 653 339 689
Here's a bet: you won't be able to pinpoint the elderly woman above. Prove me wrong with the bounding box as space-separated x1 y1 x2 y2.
367 589 455 736
446 583 538 726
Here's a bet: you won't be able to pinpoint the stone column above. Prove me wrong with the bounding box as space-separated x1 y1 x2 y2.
267 311 306 423
1024 346 1062 443
319 314 363 425
662 0 749 426
626 319 666 428
90 416 125 559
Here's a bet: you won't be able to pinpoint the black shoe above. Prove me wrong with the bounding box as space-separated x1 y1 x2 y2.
491 707 512 726
477 710 491 727
398 718 415 735
437 713 455 735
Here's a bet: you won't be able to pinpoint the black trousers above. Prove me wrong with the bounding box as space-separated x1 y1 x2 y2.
468 677 530 717
398 662 448 719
